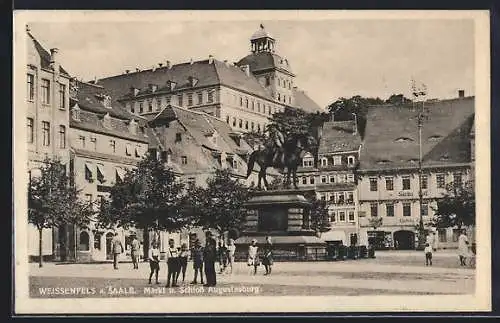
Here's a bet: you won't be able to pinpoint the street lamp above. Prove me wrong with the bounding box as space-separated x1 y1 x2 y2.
412 80 427 250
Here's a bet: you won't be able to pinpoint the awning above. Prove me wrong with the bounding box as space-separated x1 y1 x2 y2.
115 167 125 181
321 231 347 243
125 144 132 156
96 164 106 181
135 146 145 158
85 162 93 175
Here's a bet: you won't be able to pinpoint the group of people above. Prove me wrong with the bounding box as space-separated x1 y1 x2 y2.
146 231 237 287
423 229 475 267
247 236 274 275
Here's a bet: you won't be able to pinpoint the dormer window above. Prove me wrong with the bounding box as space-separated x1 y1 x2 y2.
428 135 443 142
181 156 187 165
71 105 81 121
188 76 198 87
175 133 182 142
149 84 158 93
166 80 177 91
302 152 314 168
102 113 111 129
320 157 328 167
333 156 342 166
395 137 414 143
128 119 137 135
347 156 356 166
130 87 139 96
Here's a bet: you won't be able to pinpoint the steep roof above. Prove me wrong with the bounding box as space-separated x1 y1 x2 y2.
27 31 70 76
292 87 325 113
319 120 361 154
237 52 294 75
96 58 275 104
359 97 475 171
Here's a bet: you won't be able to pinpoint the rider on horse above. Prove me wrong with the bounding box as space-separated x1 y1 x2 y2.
267 128 285 167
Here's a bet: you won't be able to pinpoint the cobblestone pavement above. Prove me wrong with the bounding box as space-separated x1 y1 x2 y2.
28 252 475 297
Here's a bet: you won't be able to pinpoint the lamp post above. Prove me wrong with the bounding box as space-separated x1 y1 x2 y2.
412 80 427 250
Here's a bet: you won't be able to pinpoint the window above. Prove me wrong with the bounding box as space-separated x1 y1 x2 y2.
369 177 378 191
84 163 93 182
187 177 196 188
90 137 97 151
321 176 327 183
438 229 447 243
239 119 243 128
27 74 34 101
339 212 346 222
385 177 394 191
156 98 162 110
79 135 86 148
347 156 355 165
177 94 183 106
27 118 33 143
166 96 171 105
257 102 261 112
386 203 394 217
370 203 378 217
320 158 328 167
181 156 187 165
251 101 255 110
347 192 354 204
245 98 249 108
277 93 281 101
421 202 429 216
347 174 355 182
58 125 66 148
207 91 214 103
125 144 132 156
310 177 315 185
421 175 428 189
110 140 116 153
329 175 335 183
42 121 50 146
333 156 342 166
302 177 307 185
226 115 230 124
453 172 462 187
268 106 272 115
251 122 255 131
130 104 135 114
232 117 236 127
402 176 411 190
175 133 182 142
319 194 326 201
452 229 460 242
337 193 345 204
436 174 445 188
187 93 193 106
41 79 50 104
79 232 90 251
403 202 411 217
240 97 243 107
197 92 203 105
330 212 336 223
147 100 152 112
59 83 66 109
265 76 270 86
139 101 143 113
245 120 249 130
348 211 355 222
94 233 102 250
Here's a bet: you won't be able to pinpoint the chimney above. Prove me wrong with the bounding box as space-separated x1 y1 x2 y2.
50 48 59 71
241 65 250 77
158 63 163 67
125 69 130 74
458 89 465 98
166 60 171 69
208 55 214 64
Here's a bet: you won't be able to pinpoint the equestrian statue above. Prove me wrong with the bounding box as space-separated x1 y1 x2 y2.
246 128 317 190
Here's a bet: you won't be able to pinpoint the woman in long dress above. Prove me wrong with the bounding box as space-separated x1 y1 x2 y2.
262 236 273 275
458 229 470 266
247 239 259 275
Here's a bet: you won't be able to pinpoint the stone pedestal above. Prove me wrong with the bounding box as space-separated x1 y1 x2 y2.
235 189 326 261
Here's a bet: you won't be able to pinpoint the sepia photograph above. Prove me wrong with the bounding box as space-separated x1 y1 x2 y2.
13 10 491 314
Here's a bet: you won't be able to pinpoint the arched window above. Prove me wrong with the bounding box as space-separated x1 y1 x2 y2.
320 157 328 167
79 231 90 251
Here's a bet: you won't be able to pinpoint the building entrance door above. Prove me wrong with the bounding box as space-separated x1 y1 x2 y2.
393 230 415 250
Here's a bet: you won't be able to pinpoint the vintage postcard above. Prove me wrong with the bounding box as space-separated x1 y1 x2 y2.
13 10 491 314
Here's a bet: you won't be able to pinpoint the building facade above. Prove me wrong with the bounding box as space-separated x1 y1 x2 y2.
296 120 363 246
26 28 72 261
357 95 475 249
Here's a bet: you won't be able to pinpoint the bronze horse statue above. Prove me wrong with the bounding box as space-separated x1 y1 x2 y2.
246 132 317 190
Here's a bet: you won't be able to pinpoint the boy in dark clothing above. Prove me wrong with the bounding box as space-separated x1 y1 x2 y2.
203 231 217 287
190 239 204 285
424 243 433 266
166 239 179 288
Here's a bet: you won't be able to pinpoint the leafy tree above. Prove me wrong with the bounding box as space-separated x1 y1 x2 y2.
28 158 94 267
368 217 383 230
432 180 475 230
385 94 412 105
303 191 331 235
187 169 252 237
97 153 187 258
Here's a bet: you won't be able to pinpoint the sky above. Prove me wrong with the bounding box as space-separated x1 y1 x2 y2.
28 17 475 109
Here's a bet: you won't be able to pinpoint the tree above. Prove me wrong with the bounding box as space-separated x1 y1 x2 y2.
368 217 383 230
303 191 331 235
97 153 187 258
432 180 475 230
28 158 94 267
385 93 412 105
187 169 252 238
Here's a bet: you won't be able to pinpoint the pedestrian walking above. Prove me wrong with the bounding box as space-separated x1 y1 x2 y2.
226 238 236 274
130 235 140 270
190 239 204 285
166 239 179 288
111 232 124 270
247 239 259 275
262 236 273 275
148 242 160 284
218 239 228 274
458 229 470 266
203 231 217 287
178 243 189 283
424 243 433 266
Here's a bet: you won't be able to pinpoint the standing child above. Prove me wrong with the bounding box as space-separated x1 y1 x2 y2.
247 239 259 275
148 242 160 284
424 243 433 266
226 239 236 274
165 239 179 288
178 243 189 284
191 239 204 285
